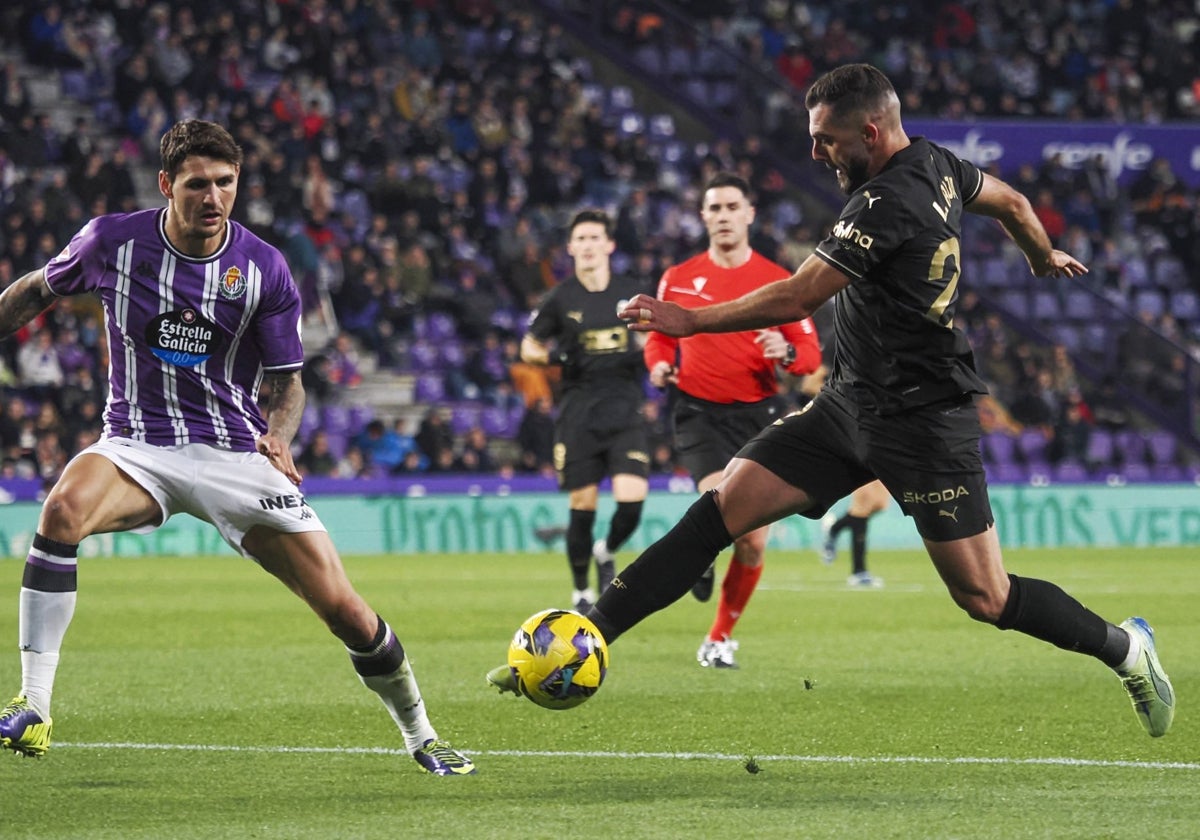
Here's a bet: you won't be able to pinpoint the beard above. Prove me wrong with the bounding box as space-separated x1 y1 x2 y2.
835 156 872 194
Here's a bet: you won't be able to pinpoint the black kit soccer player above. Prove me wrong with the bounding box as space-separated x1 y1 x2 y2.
494 64 1174 739
520 209 651 612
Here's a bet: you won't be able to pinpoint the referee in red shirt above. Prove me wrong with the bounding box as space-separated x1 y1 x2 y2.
645 172 821 669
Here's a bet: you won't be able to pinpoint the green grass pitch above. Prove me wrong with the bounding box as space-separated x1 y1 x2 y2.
1 545 1196 839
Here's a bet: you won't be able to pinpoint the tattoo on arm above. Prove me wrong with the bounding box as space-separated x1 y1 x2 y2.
0 269 56 339
262 370 306 444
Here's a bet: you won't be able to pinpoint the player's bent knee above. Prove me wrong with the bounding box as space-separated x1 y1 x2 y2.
950 588 1007 624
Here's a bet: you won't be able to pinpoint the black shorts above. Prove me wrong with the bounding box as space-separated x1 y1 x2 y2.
555 421 650 491
672 393 789 484
736 385 993 541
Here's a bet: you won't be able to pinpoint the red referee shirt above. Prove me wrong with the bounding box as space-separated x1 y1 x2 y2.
644 250 822 404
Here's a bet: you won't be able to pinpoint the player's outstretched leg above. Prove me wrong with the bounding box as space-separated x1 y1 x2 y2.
349 616 476 774
1116 617 1174 737
0 696 52 757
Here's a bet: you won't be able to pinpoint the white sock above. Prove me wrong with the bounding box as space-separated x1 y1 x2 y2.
1116 627 1143 674
360 658 437 753
19 587 78 719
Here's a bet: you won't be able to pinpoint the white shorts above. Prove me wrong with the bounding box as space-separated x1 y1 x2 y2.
81 437 327 556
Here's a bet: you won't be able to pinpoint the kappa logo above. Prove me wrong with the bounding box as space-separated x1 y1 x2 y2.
218 265 247 300
134 260 158 281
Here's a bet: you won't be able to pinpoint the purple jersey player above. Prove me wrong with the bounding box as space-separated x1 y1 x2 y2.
0 120 474 775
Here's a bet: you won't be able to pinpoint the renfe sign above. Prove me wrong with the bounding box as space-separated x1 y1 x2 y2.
906 119 1200 187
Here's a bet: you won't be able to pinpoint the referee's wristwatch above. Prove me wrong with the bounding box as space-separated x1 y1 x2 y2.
782 343 796 367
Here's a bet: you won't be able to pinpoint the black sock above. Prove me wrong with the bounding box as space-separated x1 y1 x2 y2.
995 574 1130 667
830 513 853 539
605 501 643 554
566 508 596 589
588 491 732 643
847 515 868 574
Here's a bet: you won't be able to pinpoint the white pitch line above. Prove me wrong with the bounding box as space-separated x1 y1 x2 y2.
54 742 1200 771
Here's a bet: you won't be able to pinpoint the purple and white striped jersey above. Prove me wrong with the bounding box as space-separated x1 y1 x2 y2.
44 208 305 452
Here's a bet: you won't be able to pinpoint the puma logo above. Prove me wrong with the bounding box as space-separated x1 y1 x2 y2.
938 507 959 522
864 191 882 208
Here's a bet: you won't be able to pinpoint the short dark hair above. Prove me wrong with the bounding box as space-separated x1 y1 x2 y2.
804 63 896 120
568 208 613 239
159 119 244 181
701 172 752 205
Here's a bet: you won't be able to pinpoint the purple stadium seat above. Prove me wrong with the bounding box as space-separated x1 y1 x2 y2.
982 432 1017 465
409 340 440 371
450 403 481 435
439 339 467 369
1120 462 1152 482
426 312 458 341
1132 289 1165 318
1017 429 1050 465
1064 289 1099 322
1149 464 1184 482
985 462 1026 483
998 291 1031 320
632 44 663 75
320 404 353 435
1052 460 1089 483
1084 429 1113 467
1145 431 1178 465
414 373 445 403
348 404 374 435
480 405 515 438
1113 430 1147 465
299 404 320 441
1032 291 1061 321
323 431 349 460
1170 290 1199 322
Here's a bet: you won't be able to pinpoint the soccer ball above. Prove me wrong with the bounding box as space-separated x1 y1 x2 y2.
506 608 609 710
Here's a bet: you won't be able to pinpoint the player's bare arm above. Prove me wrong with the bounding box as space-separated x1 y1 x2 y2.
969 173 1088 279
621 255 848 337
519 333 552 365
0 268 57 339
258 369 305 485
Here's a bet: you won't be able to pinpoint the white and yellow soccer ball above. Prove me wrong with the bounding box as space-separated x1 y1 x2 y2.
506 608 609 710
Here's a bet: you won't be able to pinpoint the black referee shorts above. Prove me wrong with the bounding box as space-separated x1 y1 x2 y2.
736 385 994 542
672 393 789 484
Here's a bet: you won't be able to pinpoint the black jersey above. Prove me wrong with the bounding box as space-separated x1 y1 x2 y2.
527 274 646 428
814 137 988 415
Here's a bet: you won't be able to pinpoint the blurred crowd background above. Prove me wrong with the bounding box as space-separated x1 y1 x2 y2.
0 0 1197 492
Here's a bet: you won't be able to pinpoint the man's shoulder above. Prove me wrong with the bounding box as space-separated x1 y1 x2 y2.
745 251 792 280
667 251 711 276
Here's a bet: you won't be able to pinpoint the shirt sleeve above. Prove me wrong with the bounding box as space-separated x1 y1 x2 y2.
254 258 305 372
43 218 103 296
642 268 679 371
780 317 823 375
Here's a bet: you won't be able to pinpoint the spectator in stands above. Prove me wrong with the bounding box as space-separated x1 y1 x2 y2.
296 429 339 478
1050 392 1093 465
354 418 420 475
16 330 64 405
516 395 555 477
457 426 499 473
415 407 454 465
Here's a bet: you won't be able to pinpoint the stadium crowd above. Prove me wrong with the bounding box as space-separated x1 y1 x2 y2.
0 0 1197 488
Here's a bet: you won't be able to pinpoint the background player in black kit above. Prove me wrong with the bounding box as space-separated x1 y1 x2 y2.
518 209 650 612
491 64 1173 740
